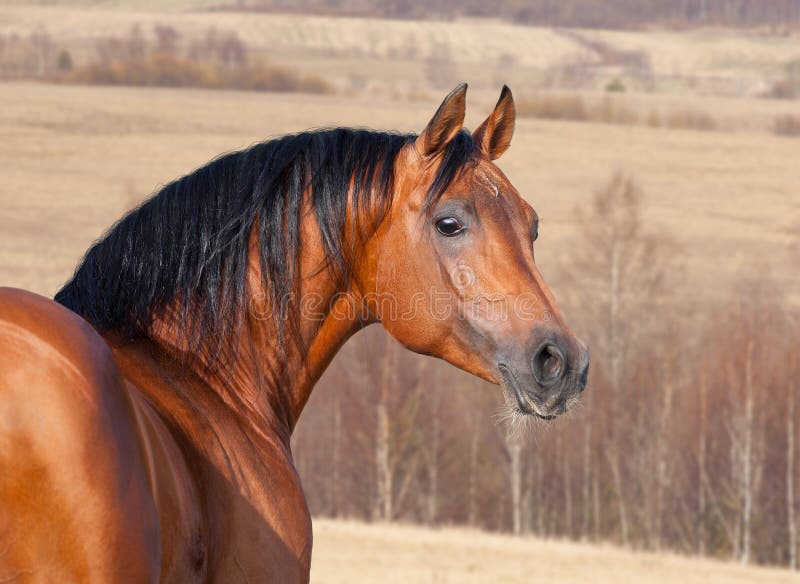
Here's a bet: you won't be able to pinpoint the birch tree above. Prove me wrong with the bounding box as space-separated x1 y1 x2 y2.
559 171 671 547
787 359 797 570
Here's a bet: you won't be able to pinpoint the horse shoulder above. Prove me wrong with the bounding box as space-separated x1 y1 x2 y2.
0 287 161 582
122 382 208 581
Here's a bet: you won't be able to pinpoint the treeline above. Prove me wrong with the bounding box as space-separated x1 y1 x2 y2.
0 24 333 93
220 0 800 29
293 173 800 568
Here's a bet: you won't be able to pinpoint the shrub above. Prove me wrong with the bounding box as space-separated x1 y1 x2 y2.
68 53 334 94
774 114 800 136
56 49 73 72
516 94 590 121
594 97 638 125
768 78 799 100
64 23 334 95
229 61 333 93
517 93 718 132
659 109 716 131
68 53 212 88
605 77 627 93
767 58 800 100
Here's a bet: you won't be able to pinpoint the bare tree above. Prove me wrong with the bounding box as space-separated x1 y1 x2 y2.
788 353 797 570
505 431 524 535
462 403 482 527
421 360 439 524
29 27 53 78
581 414 593 541
125 24 146 60
560 171 672 547
739 337 755 565
654 344 677 550
375 340 395 520
698 364 709 555
154 24 180 55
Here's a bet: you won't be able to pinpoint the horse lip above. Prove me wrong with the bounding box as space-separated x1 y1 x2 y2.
498 363 555 420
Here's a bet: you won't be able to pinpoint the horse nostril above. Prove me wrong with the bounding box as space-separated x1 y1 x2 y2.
578 360 589 392
532 343 564 386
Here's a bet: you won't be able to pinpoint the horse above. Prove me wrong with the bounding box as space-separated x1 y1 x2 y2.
0 84 589 582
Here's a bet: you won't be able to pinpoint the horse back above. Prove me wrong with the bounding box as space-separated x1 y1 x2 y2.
0 288 161 582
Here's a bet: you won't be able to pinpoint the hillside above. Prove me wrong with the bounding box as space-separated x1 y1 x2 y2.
1 5 799 96
3 0 800 29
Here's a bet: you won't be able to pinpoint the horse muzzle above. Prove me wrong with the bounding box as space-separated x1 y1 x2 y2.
498 337 589 419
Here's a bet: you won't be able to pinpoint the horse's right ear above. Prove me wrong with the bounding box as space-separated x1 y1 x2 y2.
415 83 467 157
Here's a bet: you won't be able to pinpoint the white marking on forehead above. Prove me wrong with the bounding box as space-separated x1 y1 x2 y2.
476 170 500 198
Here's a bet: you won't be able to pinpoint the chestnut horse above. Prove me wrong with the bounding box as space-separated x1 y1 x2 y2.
0 84 588 582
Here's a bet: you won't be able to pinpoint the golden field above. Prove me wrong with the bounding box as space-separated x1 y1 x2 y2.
310 519 800 584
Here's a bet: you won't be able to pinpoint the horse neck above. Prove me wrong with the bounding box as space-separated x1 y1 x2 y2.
138 238 367 444
245 277 366 436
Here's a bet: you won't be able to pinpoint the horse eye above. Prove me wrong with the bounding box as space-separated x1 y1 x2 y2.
435 217 464 237
532 225 539 242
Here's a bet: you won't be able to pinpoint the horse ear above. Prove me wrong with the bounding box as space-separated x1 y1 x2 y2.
415 83 467 157
473 85 515 160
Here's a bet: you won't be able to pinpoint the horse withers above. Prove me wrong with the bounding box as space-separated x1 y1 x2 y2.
0 84 588 582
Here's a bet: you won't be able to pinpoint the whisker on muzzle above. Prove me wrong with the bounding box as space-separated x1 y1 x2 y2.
494 366 590 439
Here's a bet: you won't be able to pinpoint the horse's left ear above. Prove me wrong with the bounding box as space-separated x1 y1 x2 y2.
473 85 516 160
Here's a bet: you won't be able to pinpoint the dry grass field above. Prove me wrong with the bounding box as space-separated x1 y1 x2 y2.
311 519 800 584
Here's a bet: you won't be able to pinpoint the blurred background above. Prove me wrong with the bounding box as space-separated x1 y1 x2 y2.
1 1 800 582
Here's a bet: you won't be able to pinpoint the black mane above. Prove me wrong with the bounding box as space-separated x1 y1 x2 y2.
55 127 478 367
